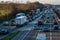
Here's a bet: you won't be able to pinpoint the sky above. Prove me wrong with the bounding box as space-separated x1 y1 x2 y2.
0 0 60 5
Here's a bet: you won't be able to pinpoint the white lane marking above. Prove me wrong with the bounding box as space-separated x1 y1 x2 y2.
50 32 52 40
21 31 30 40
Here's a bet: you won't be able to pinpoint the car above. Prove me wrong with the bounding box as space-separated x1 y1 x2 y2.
38 20 44 26
10 20 16 26
0 28 9 35
54 21 58 25
36 34 46 40
54 25 59 30
34 26 40 30
47 17 50 19
53 16 55 19
3 21 9 26
46 21 50 23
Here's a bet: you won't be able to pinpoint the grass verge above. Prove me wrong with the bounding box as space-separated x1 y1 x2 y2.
1 31 19 40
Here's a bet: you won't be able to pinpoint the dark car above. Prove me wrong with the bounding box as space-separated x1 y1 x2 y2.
38 20 44 26
54 26 59 30
3 21 9 26
34 25 40 30
54 21 58 25
0 28 9 35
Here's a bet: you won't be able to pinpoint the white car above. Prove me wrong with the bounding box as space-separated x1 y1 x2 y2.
3 21 9 26
36 33 46 40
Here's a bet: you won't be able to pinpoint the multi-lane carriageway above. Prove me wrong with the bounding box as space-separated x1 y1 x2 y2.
42 8 59 24
11 9 60 40
11 30 39 40
11 11 44 40
0 8 59 40
11 30 60 40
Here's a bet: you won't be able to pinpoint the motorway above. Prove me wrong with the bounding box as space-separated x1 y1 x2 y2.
11 30 60 40
1 8 60 40
12 8 60 40
11 10 45 40
17 11 44 31
11 30 39 40
45 32 60 40
0 9 44 39
11 9 60 40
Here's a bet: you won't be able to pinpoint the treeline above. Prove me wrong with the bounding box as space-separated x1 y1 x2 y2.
0 2 46 22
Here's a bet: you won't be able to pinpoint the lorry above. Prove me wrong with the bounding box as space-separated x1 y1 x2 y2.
16 13 25 18
36 9 40 15
15 16 28 27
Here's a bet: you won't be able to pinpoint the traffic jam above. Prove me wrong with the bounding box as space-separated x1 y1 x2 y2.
0 8 60 40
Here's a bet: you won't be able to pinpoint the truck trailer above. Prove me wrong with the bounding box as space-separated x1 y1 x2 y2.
15 16 28 27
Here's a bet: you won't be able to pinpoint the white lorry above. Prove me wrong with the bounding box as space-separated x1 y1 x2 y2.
36 9 40 15
15 16 28 27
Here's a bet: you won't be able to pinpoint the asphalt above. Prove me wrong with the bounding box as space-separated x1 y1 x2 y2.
11 30 30 40
11 30 39 40
0 10 43 39
11 29 60 40
11 11 44 40
18 12 44 31
44 32 60 40
23 30 39 40
1 8 60 40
